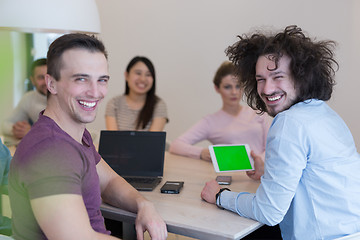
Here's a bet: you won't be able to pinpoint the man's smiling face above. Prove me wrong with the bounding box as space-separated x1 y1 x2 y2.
49 48 109 127
255 54 298 117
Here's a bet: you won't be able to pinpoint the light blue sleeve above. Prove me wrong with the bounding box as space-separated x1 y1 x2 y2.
220 114 308 225
0 139 11 186
220 191 256 218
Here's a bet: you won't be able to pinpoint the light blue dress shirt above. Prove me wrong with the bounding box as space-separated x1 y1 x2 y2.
220 99 360 240
0 139 11 187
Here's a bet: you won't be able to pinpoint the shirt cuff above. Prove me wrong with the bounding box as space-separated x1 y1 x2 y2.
220 191 256 219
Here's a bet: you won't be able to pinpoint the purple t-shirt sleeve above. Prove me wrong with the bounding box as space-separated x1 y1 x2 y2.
20 139 87 199
9 113 108 237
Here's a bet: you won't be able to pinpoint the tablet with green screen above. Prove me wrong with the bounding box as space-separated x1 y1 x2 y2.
209 144 254 172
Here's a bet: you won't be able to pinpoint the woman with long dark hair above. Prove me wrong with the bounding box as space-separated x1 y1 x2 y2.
105 56 168 131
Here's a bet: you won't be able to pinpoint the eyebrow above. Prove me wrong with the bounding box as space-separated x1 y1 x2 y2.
72 73 110 79
255 70 287 78
72 73 90 78
133 69 150 73
270 70 287 76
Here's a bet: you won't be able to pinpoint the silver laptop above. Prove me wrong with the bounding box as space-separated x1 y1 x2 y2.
98 130 166 191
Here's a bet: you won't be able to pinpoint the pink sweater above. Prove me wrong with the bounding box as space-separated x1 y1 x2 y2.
169 106 272 159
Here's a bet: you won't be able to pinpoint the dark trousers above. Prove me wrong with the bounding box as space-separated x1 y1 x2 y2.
104 218 123 238
243 224 282 240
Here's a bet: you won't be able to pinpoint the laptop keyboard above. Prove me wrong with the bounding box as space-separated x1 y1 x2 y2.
125 177 156 184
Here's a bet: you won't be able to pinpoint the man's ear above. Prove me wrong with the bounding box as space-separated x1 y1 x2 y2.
45 74 57 94
29 75 35 85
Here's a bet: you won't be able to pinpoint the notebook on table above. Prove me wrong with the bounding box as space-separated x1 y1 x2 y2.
98 130 166 191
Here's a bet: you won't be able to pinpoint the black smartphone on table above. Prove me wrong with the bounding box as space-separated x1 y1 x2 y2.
160 181 184 194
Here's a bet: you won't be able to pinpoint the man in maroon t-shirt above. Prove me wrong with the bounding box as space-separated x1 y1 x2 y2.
9 33 167 240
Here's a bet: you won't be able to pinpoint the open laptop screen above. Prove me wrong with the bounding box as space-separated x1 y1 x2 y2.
98 131 166 177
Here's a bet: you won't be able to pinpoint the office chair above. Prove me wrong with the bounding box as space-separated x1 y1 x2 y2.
0 186 11 237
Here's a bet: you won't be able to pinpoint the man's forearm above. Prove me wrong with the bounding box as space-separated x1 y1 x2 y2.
101 176 146 213
1 121 14 136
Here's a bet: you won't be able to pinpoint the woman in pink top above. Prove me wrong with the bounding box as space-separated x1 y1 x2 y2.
169 61 272 163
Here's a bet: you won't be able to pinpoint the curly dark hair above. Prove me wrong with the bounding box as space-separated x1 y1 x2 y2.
225 25 338 114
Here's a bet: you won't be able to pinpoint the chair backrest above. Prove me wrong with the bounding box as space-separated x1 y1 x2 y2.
0 190 11 219
0 140 12 236
0 191 11 236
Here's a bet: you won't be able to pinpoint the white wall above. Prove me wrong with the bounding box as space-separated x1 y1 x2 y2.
88 0 360 149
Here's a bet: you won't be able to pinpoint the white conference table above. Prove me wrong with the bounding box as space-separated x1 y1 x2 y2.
101 152 263 240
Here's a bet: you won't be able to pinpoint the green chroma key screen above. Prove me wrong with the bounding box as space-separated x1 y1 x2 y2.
213 145 252 171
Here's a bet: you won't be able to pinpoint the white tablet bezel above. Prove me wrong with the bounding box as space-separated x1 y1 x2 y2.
209 144 254 173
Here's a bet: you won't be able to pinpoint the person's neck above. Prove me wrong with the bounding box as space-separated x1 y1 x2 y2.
126 92 147 109
44 103 85 144
222 104 242 116
35 89 46 96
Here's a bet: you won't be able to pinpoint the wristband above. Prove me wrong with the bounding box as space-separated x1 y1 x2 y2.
215 188 231 210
